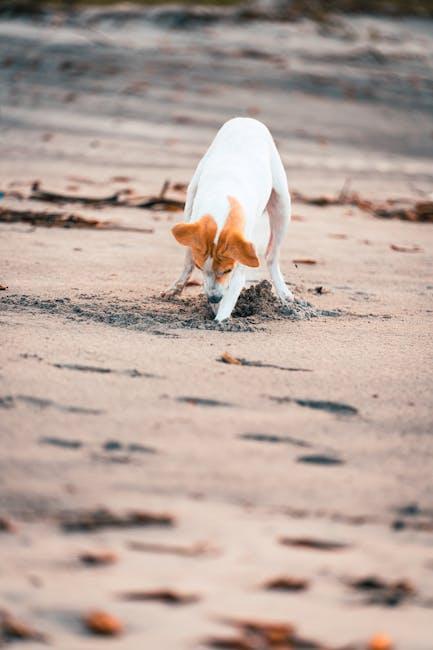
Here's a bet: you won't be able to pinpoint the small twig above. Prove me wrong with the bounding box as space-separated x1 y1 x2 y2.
159 179 170 199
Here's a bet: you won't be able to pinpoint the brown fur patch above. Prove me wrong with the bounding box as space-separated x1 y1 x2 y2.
171 215 217 268
213 197 259 271
172 197 259 271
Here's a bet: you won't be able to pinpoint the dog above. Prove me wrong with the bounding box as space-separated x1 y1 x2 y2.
164 117 293 322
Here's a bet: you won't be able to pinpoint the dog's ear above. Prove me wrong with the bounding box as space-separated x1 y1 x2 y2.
172 215 217 258
226 232 260 268
214 195 260 269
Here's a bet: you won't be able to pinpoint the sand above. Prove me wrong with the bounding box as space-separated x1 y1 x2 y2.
1 7 433 649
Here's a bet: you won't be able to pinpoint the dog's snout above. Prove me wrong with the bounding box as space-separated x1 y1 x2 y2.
208 294 222 304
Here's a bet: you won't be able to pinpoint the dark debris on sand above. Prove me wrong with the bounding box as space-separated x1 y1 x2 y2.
60 507 174 532
207 618 331 650
0 610 48 644
347 576 415 607
0 281 342 334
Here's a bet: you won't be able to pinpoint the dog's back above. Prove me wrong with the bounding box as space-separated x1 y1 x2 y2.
191 118 275 231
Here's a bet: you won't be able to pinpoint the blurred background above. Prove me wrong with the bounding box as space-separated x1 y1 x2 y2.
1 0 433 198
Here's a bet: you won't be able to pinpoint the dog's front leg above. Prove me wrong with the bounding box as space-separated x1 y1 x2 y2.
161 249 194 298
215 267 245 322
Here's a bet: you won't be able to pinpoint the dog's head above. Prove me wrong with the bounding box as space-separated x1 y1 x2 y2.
171 196 259 309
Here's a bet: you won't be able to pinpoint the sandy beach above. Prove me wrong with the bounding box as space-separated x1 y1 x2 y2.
1 6 433 648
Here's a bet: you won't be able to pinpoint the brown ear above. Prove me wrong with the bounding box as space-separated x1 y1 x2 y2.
227 233 260 268
172 215 217 254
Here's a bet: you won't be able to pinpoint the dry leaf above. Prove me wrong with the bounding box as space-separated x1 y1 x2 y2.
220 352 242 365
264 576 309 592
369 633 393 650
293 258 318 265
186 278 202 287
231 619 295 645
84 610 123 636
210 618 325 649
0 284 8 291
280 536 348 551
79 550 118 566
120 589 199 605
390 244 422 253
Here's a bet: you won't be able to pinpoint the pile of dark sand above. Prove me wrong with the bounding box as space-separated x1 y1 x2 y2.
1 281 340 334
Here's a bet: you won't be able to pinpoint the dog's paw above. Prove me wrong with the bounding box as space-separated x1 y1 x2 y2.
278 288 295 304
160 287 181 300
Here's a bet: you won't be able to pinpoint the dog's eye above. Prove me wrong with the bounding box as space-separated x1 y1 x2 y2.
223 269 232 274
195 264 202 271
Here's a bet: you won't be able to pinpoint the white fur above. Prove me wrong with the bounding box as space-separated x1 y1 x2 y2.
165 117 293 321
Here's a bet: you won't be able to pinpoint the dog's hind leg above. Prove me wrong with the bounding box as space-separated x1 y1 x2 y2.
266 151 294 303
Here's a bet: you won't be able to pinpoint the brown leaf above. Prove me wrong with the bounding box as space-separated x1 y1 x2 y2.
0 610 47 643
0 284 8 291
120 589 199 605
209 617 330 649
220 352 242 365
390 244 422 253
186 278 202 287
293 258 318 265
230 619 295 644
264 576 309 592
79 550 118 566
84 610 123 636
219 355 311 372
280 536 348 551
368 633 393 650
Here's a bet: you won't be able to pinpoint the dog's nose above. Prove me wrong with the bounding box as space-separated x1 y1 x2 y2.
208 294 222 304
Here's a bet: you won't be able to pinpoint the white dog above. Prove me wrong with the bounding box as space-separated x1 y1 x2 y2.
164 117 293 322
